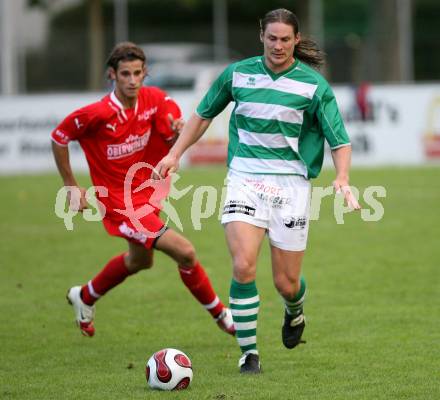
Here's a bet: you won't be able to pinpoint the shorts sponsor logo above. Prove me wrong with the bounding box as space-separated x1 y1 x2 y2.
245 179 290 209
256 192 291 208
223 201 256 216
283 216 307 229
248 180 283 196
118 221 148 244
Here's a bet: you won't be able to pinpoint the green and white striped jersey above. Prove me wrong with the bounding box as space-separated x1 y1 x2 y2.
196 56 350 179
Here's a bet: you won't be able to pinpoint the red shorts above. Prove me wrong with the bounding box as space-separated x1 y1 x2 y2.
102 209 167 249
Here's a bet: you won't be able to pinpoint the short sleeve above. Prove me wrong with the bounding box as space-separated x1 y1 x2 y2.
196 64 234 119
51 104 97 146
315 86 350 149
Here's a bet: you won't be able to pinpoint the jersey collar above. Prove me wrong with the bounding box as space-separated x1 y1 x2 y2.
260 56 299 80
109 91 139 121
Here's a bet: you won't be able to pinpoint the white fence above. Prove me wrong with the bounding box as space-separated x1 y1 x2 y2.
0 84 439 174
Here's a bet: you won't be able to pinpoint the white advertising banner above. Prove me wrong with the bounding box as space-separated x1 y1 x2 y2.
186 84 440 167
0 84 439 174
0 93 99 174
330 84 440 166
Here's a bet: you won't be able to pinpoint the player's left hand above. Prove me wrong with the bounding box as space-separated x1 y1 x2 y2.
168 114 184 135
154 153 180 179
333 179 361 210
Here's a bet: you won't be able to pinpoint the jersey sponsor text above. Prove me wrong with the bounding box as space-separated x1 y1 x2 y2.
107 132 150 160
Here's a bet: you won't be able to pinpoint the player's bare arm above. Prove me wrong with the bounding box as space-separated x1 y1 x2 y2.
331 145 361 210
51 141 88 211
155 113 212 178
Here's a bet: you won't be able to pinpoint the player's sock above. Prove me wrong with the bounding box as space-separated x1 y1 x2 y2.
284 276 306 316
81 253 132 306
178 261 224 318
229 279 260 355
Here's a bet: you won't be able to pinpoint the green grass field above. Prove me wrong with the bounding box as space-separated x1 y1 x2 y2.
1 166 439 399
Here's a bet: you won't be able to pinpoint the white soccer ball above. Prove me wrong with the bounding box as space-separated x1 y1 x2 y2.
146 348 193 391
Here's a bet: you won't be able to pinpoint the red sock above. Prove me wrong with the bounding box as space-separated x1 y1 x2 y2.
81 253 132 306
178 261 224 318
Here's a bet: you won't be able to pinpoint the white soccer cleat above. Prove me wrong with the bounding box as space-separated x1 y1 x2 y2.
215 308 236 336
66 286 96 337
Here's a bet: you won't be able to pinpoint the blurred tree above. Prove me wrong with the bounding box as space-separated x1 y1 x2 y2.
88 0 105 90
27 0 105 90
369 0 401 82
27 0 49 8
24 0 440 92
324 0 369 82
414 0 440 80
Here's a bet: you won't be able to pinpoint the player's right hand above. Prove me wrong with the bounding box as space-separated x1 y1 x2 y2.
168 113 184 135
332 180 361 210
67 186 89 212
154 154 179 179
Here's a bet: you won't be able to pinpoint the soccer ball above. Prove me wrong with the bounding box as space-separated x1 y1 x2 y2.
146 348 193 390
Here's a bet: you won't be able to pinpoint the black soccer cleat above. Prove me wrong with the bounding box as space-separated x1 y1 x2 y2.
282 311 306 349
239 353 261 374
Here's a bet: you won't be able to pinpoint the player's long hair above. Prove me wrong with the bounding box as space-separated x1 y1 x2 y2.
260 8 325 69
106 42 146 76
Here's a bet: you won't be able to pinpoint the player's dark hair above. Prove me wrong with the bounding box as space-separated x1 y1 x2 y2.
106 41 146 71
260 8 325 69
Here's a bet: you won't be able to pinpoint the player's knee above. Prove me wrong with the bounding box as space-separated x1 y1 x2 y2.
232 255 253 271
232 256 256 282
125 257 153 272
176 242 197 267
274 277 300 299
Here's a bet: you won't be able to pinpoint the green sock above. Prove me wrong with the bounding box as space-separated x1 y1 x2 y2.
229 279 260 355
284 276 306 316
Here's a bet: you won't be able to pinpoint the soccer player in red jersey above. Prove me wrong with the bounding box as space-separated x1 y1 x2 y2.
51 42 234 338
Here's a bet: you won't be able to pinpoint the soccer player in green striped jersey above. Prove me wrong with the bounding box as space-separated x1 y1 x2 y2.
156 8 360 374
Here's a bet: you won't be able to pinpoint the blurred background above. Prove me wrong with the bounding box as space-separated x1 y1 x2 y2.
1 0 440 171
1 4 439 399
2 0 440 93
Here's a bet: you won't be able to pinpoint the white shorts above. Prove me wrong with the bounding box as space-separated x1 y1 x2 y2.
221 169 311 251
